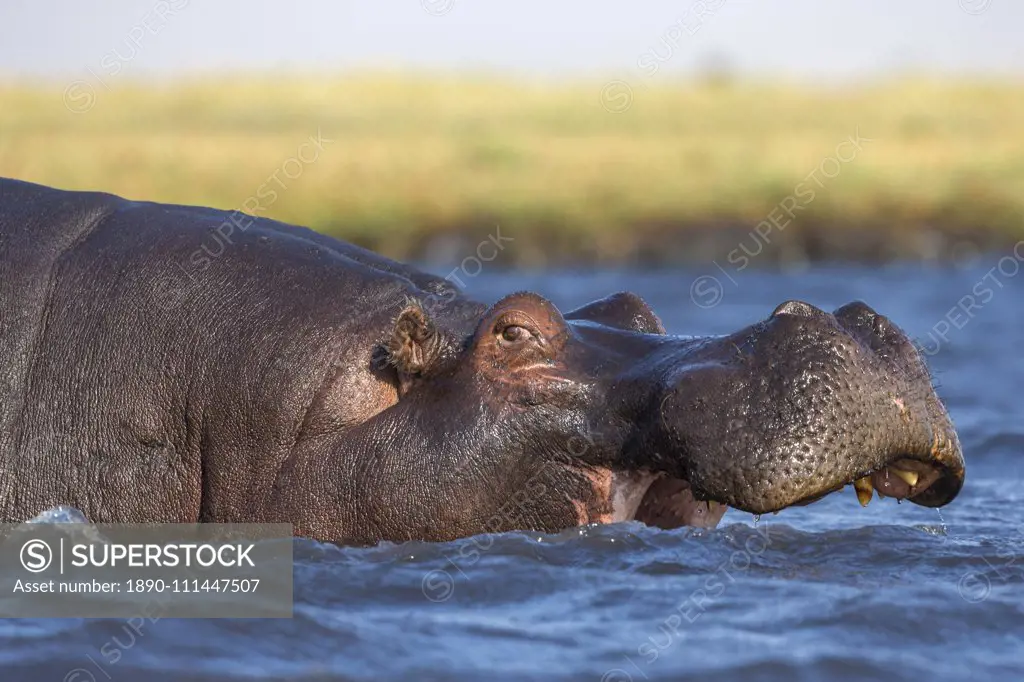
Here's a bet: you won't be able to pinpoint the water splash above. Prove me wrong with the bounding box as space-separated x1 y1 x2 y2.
915 508 950 537
25 505 89 524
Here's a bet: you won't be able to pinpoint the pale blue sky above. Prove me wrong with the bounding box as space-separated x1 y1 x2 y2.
1 0 1021 82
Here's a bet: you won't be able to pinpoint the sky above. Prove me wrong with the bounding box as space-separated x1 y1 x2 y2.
0 0 1021 82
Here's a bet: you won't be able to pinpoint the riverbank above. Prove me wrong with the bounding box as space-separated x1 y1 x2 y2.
1 75 1021 265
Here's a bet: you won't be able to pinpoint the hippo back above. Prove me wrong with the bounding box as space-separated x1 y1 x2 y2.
0 178 465 524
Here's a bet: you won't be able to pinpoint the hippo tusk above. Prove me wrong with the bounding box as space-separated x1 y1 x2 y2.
890 467 919 488
854 476 873 507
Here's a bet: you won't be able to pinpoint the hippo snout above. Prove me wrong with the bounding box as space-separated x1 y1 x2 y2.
656 300 964 515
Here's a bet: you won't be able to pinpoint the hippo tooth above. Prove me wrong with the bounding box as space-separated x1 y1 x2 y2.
854 477 873 507
707 501 719 512
890 467 919 488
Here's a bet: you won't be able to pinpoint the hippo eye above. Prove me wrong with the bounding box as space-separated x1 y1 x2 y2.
498 324 532 346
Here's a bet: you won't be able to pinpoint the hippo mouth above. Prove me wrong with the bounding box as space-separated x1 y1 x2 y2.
624 450 962 530
623 423 965 530
786 454 964 510
628 475 728 529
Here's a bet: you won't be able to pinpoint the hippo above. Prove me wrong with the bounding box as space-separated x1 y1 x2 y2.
0 178 964 544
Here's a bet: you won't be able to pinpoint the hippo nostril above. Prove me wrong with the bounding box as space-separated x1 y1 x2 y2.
771 300 825 318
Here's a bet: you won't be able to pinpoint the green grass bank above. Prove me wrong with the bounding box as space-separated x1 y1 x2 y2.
2 75 1022 265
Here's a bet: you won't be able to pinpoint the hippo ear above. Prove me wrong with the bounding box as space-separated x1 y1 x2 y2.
565 292 666 334
386 303 442 378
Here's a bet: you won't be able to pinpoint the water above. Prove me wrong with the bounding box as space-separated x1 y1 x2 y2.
3 262 1023 681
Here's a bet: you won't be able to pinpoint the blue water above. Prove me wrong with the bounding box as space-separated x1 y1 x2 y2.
3 263 1023 681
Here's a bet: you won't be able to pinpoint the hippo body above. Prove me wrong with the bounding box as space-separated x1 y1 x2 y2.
0 179 964 544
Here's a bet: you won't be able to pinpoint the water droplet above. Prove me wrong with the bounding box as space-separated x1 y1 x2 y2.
935 508 948 535
753 514 761 527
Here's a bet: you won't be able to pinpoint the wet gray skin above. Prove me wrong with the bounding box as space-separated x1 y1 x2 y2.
0 178 964 544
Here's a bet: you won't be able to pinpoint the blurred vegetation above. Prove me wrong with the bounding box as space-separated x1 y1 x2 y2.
1 75 1023 265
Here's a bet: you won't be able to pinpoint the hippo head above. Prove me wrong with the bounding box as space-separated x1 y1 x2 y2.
382 291 964 537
